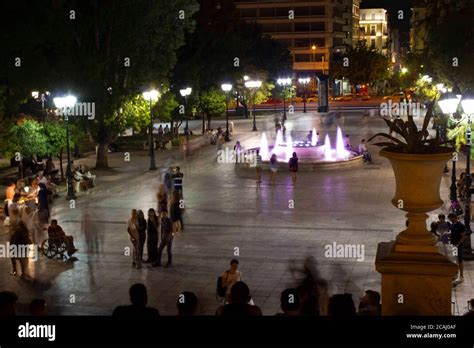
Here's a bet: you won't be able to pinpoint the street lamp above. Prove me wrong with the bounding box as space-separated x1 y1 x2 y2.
221 83 232 141
143 89 160 171
277 78 292 122
53 95 77 200
180 87 192 142
245 80 262 131
439 89 474 259
298 77 310 113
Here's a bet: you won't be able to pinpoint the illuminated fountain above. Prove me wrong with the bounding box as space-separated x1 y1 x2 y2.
336 126 350 160
311 127 318 146
260 132 269 160
286 135 293 161
324 134 333 160
250 126 362 171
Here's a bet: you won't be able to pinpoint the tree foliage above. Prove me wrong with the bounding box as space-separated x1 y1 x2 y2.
331 41 389 87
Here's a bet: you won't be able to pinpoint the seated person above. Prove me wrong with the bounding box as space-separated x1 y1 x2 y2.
47 219 78 256
43 157 58 178
79 165 96 187
358 139 372 163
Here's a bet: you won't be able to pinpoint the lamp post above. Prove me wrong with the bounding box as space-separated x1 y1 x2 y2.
221 83 232 141
277 78 292 122
180 87 192 141
245 80 262 131
298 77 310 113
143 89 160 171
53 95 77 200
439 89 474 259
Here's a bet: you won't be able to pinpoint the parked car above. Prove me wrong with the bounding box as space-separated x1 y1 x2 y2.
307 94 318 103
383 92 410 102
333 94 353 101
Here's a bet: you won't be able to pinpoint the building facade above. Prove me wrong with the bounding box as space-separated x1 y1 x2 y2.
234 0 359 80
410 6 428 53
359 8 388 55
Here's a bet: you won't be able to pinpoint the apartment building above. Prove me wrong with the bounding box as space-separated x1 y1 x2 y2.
359 8 389 55
234 0 359 79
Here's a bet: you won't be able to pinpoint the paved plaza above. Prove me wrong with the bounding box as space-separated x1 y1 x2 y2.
1 111 473 316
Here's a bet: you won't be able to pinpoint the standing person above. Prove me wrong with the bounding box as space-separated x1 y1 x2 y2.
170 190 182 235
343 134 351 150
221 259 242 303
163 167 173 194
37 183 50 223
234 141 242 164
153 210 174 267
145 209 159 264
157 184 168 217
448 213 466 284
127 209 141 269
437 214 451 244
6 182 16 201
289 152 299 184
172 167 184 198
9 220 32 278
137 210 147 262
255 150 262 185
269 154 278 186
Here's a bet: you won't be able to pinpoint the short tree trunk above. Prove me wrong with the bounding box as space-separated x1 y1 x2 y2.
95 142 109 169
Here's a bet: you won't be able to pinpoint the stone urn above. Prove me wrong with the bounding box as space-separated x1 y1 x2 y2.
380 148 453 250
376 148 458 315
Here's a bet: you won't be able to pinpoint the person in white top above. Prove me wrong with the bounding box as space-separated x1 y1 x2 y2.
127 209 141 269
221 259 242 302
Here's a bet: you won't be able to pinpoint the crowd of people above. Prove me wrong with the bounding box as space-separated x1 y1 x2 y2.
126 167 184 269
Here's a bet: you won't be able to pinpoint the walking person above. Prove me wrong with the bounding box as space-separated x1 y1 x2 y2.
157 184 168 217
170 190 182 235
137 210 147 262
436 214 451 244
127 209 141 269
289 152 299 184
448 213 466 284
37 183 50 223
163 167 173 194
255 150 262 185
153 210 174 267
9 220 32 278
172 167 184 198
269 154 278 186
145 209 159 264
234 141 242 164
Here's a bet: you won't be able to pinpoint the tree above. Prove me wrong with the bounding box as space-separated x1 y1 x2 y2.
198 89 226 130
1 0 199 169
42 120 75 181
331 41 389 90
172 0 292 102
0 119 47 177
422 0 474 89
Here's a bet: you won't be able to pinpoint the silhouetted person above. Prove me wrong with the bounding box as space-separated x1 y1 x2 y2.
112 283 160 318
0 291 18 317
176 291 198 316
30 299 46 316
276 288 300 316
216 281 262 317
328 293 356 317
357 290 381 316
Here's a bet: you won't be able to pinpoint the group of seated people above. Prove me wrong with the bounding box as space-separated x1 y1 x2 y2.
343 135 372 163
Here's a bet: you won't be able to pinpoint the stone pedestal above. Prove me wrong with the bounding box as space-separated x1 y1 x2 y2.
376 241 458 315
